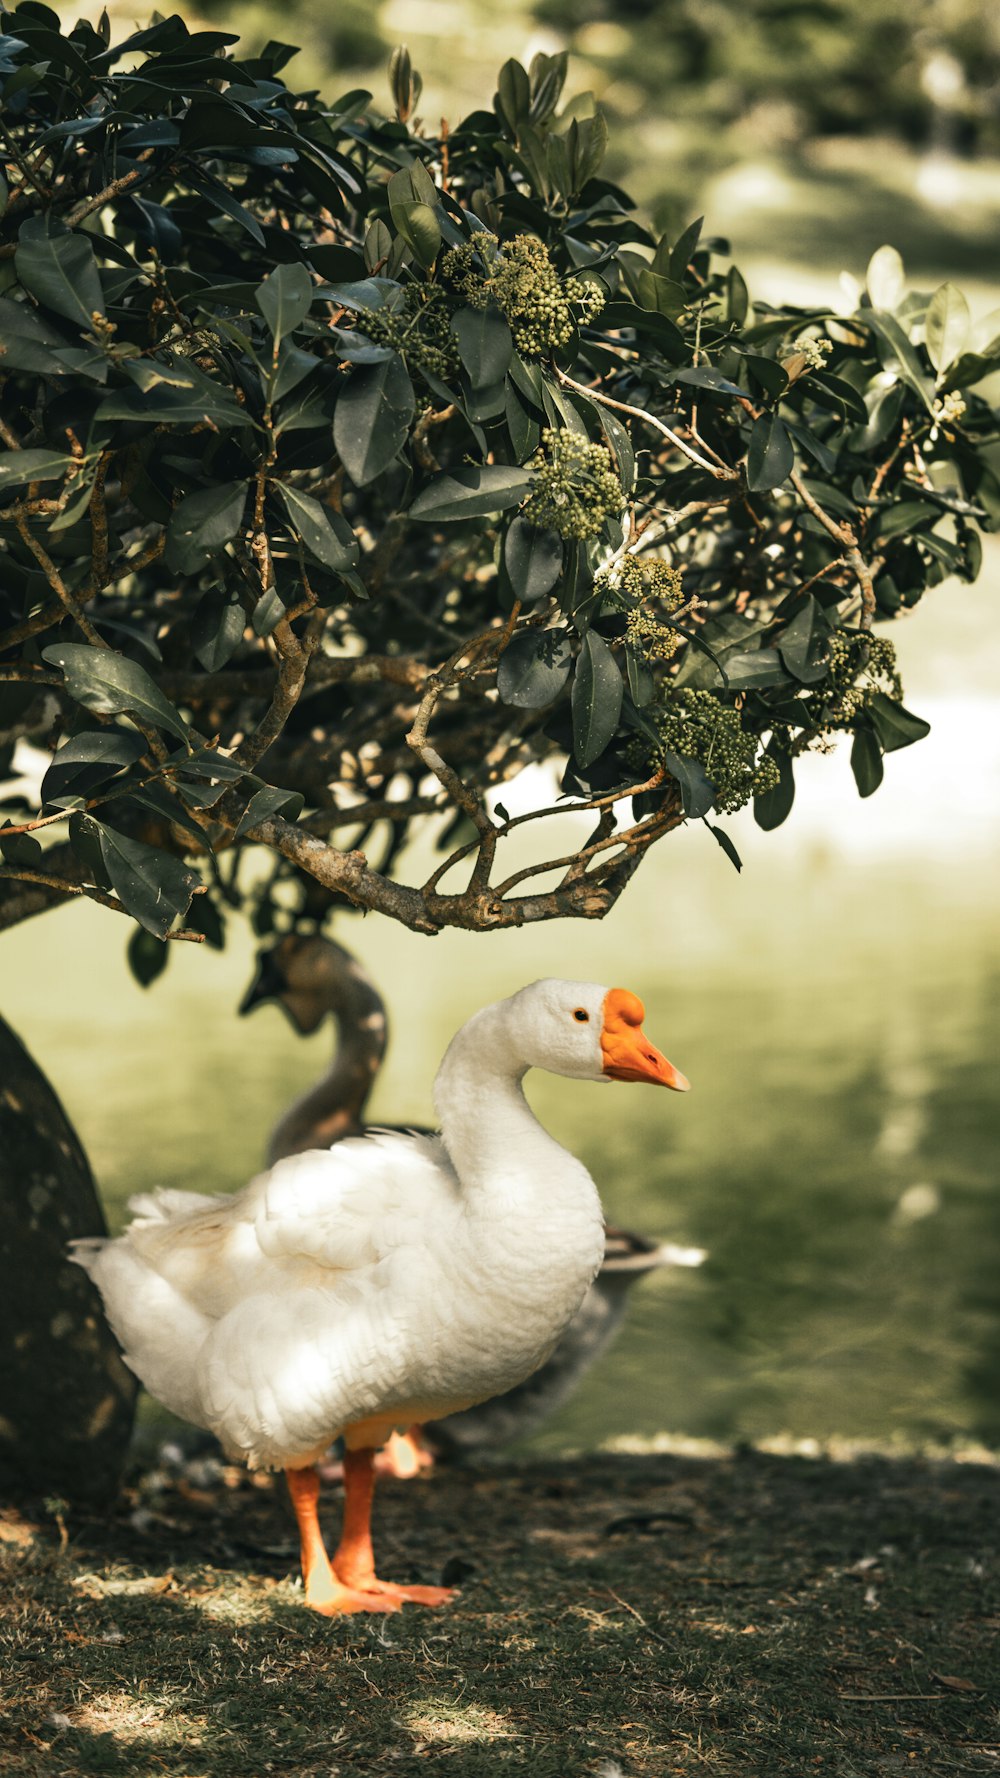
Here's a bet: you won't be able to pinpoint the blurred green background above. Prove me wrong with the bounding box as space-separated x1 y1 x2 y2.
1 0 998 1459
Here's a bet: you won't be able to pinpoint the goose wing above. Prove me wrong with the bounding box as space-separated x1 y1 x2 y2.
248 1129 457 1271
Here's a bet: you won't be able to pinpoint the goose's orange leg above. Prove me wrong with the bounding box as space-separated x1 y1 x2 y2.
285 1466 400 1615
331 1447 455 1608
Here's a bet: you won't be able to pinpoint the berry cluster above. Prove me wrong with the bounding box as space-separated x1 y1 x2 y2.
647 689 780 813
362 285 460 382
523 429 623 540
600 554 686 661
443 232 605 357
805 629 901 729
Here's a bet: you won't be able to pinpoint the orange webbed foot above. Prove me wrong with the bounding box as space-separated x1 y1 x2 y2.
305 1577 404 1616
332 1571 456 1609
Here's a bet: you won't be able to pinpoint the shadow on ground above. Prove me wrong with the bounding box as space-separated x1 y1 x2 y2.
1 1449 997 1776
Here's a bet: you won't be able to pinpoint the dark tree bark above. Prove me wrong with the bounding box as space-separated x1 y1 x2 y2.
0 1014 136 1505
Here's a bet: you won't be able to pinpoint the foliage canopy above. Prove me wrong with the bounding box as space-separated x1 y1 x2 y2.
0 11 996 967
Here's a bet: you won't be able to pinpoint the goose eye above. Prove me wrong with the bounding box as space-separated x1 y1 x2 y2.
573 1008 590 1023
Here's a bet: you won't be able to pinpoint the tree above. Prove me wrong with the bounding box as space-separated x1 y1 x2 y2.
0 1014 136 1503
0 18 996 969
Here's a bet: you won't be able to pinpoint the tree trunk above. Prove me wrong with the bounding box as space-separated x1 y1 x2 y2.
0 1014 136 1505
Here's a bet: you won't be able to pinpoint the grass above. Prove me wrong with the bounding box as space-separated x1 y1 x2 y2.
1 1446 998 1776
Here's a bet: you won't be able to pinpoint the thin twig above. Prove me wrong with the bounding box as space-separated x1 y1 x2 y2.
0 867 205 939
15 515 104 649
557 369 739 481
789 469 876 629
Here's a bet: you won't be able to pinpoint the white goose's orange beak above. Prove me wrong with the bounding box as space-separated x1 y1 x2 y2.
600 988 690 1091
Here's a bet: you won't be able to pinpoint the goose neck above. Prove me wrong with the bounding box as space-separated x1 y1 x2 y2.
432 1006 566 1191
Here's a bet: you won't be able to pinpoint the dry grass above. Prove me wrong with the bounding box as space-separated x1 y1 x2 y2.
1 1447 998 1776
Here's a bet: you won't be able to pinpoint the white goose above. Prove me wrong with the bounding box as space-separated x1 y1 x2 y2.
73 980 688 1615
242 933 705 1474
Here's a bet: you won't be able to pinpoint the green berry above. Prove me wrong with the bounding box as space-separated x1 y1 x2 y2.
641 688 773 814
523 428 623 540
442 233 605 359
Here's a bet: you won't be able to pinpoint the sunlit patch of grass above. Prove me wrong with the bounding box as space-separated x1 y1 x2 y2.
68 1692 192 1743
404 1696 518 1744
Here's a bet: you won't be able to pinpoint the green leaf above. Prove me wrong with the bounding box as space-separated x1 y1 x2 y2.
661 750 715 819
0 825 43 866
68 810 111 888
0 449 74 491
42 643 189 744
184 891 225 949
496 58 531 135
596 406 635 494
253 586 285 638
871 499 937 542
388 45 421 121
806 372 870 425
191 586 246 672
506 381 541 459
753 746 794 830
451 305 513 392
410 465 534 522
775 597 828 684
719 648 787 690
127 924 170 987
504 516 562 603
865 245 905 312
667 215 703 283
703 819 742 871
94 822 201 938
99 372 247 429
324 277 398 313
624 644 654 708
596 302 686 362
566 111 608 193
572 630 623 768
256 262 314 346
15 217 104 331
864 311 934 412
671 367 745 400
867 692 930 753
272 342 317 404
633 266 687 320
744 354 788 399
233 783 304 840
165 481 248 575
723 265 749 327
277 485 359 571
925 283 970 374
333 352 415 486
41 729 146 807
387 192 441 269
850 728 883 798
746 414 794 492
496 629 572 707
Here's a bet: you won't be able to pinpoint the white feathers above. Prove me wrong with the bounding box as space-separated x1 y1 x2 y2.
78 982 618 1470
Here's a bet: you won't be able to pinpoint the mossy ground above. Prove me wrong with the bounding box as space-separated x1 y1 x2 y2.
1 1448 997 1777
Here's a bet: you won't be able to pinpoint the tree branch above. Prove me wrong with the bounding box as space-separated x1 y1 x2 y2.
789 469 877 629
0 865 205 939
557 369 739 481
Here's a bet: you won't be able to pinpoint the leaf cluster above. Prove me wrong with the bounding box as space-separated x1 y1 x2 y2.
0 18 995 965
